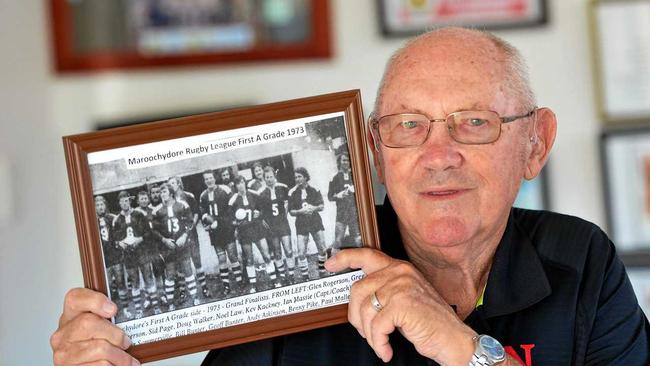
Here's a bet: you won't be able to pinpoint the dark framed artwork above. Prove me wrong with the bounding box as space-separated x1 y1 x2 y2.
49 0 331 73
601 126 650 266
377 0 548 37
63 90 378 362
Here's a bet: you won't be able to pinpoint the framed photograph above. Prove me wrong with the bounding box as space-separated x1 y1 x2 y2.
589 0 650 124
49 0 331 73
513 166 550 211
377 0 548 37
63 90 379 362
601 126 650 266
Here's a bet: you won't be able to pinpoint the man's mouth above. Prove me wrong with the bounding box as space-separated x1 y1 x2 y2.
420 189 469 200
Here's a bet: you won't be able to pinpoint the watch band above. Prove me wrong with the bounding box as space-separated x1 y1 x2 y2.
470 353 492 366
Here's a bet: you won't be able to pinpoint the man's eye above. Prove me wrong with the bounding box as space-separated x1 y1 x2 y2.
401 120 419 129
469 118 487 127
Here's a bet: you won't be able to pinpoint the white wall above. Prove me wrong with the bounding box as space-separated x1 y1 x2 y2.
0 0 612 365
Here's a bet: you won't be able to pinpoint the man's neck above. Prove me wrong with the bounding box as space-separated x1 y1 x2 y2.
398 218 507 318
121 208 132 216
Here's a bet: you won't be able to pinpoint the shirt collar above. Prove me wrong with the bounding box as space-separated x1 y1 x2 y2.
377 197 551 319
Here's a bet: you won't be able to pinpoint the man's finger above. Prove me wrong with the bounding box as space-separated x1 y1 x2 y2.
324 248 392 274
57 338 139 366
60 288 116 326
370 309 396 363
64 312 132 350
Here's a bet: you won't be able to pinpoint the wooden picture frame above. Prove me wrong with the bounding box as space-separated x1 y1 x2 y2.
600 126 650 267
377 0 548 37
63 90 379 362
589 0 650 124
49 0 331 73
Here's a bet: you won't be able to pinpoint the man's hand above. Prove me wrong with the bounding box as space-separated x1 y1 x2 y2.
176 233 188 247
325 248 477 365
162 238 176 249
50 288 140 366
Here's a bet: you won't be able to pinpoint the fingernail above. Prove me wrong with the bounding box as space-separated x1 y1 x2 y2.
131 358 141 366
102 301 116 316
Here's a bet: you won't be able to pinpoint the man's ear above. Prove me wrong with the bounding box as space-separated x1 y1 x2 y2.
367 123 385 184
524 107 557 180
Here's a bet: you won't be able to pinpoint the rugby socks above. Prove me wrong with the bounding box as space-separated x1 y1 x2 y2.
118 288 129 309
317 254 327 274
147 285 158 308
186 274 198 298
298 256 309 279
164 279 175 303
286 256 295 278
196 269 207 291
274 259 286 279
232 261 243 283
132 287 142 313
219 263 230 285
266 261 277 281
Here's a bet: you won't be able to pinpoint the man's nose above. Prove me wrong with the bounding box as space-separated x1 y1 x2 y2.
417 121 463 172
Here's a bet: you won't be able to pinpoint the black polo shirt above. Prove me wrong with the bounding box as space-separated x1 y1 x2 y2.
203 199 650 366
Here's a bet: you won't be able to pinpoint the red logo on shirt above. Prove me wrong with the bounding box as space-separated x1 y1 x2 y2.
505 344 535 366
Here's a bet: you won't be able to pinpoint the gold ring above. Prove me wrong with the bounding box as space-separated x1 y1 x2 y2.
370 292 383 312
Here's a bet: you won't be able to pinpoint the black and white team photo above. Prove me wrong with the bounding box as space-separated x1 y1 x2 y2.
88 116 363 324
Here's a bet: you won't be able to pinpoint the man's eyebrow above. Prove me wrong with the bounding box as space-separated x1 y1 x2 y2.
397 102 490 115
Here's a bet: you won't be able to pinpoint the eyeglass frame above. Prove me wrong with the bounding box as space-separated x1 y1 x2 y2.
369 108 537 148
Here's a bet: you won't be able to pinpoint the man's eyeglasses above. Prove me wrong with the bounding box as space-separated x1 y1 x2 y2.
370 109 536 148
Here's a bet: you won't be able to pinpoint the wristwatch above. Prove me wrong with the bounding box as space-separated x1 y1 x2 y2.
469 334 506 366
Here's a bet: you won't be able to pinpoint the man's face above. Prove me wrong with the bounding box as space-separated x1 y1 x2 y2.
264 171 276 186
150 187 161 204
95 200 106 216
119 197 131 211
138 194 149 208
160 187 171 203
254 166 264 180
236 180 246 194
340 155 350 172
374 38 529 252
204 173 216 188
294 173 306 186
168 178 180 192
221 170 230 183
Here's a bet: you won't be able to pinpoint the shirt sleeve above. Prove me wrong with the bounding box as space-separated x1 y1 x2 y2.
581 232 650 365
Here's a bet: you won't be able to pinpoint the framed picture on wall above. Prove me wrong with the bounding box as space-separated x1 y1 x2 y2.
377 0 548 37
601 126 650 266
627 268 650 318
49 0 331 72
589 0 650 124
62 90 379 362
513 166 550 211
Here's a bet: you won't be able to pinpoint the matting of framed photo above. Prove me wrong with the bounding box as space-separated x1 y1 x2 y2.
63 90 379 362
377 0 548 37
601 126 650 266
49 0 331 73
589 0 650 124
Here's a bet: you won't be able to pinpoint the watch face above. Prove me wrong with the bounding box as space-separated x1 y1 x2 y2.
479 335 506 361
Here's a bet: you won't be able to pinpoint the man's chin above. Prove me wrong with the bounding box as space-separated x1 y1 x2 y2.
414 219 472 248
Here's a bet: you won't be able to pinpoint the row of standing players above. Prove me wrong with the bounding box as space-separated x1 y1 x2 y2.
95 154 361 321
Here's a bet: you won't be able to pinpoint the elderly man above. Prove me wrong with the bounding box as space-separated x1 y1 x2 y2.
51 28 649 365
